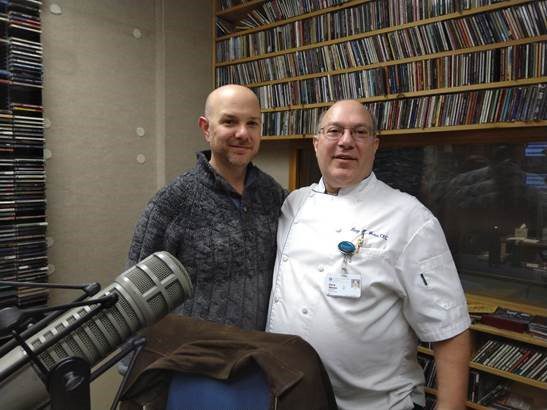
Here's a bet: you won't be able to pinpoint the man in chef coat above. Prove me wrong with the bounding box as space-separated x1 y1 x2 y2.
266 100 471 410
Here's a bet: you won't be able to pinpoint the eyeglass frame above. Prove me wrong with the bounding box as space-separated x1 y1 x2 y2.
318 124 376 142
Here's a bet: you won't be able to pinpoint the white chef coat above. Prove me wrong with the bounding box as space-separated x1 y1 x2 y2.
266 173 470 410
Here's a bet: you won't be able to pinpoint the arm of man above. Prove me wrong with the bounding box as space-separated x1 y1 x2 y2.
127 202 161 266
432 329 471 410
395 206 471 410
127 192 174 267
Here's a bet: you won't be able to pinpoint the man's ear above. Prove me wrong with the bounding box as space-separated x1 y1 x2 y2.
198 116 210 142
371 136 380 155
313 135 319 153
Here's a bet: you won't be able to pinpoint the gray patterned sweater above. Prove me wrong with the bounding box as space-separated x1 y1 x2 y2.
128 151 286 330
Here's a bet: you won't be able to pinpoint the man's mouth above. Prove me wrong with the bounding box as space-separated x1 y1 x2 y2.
333 154 356 161
230 145 252 150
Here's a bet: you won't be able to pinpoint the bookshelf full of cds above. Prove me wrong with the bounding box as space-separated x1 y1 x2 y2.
215 0 546 145
215 0 547 409
419 294 547 409
0 0 47 315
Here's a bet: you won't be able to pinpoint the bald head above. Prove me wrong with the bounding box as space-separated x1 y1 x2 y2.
204 84 260 119
198 84 262 177
319 100 377 136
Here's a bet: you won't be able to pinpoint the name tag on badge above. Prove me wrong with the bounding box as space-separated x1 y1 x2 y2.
325 273 361 298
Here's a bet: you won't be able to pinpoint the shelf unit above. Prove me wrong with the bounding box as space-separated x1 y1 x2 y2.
214 1 546 407
418 293 546 409
423 387 487 410
214 0 547 147
0 0 47 311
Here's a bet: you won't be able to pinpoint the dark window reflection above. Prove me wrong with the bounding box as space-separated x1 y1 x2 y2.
374 142 547 308
296 141 547 308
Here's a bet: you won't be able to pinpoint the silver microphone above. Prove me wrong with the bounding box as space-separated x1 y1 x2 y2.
0 251 192 410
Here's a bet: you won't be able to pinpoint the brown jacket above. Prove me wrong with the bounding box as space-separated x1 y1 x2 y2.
120 315 337 410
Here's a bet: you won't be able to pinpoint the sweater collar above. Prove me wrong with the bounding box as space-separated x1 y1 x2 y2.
196 150 258 197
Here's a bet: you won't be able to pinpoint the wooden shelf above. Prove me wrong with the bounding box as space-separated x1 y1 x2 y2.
467 293 547 349
263 123 547 147
216 0 373 39
215 1 545 147
467 293 547 316
419 348 547 391
471 323 547 349
469 362 547 390
261 134 306 141
216 0 266 21
216 0 535 65
215 1 547 406
417 294 547 396
239 35 547 89
424 387 488 409
258 77 547 112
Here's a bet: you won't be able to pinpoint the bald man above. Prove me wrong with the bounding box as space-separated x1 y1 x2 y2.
267 100 471 410
128 84 286 330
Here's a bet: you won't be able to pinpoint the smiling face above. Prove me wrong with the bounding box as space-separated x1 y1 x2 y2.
313 101 379 194
199 85 261 173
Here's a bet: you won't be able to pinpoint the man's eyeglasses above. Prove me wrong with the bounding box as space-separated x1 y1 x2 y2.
319 126 373 141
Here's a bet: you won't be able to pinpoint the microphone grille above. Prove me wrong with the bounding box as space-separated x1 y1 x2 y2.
122 251 191 318
27 252 191 371
143 255 174 281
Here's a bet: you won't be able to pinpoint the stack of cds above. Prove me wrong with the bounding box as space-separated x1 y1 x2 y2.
0 0 46 309
529 316 547 340
8 37 41 85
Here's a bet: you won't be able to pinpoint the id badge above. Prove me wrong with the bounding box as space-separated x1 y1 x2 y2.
325 273 361 298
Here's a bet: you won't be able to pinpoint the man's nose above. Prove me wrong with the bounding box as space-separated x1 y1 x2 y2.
338 128 354 145
235 124 250 138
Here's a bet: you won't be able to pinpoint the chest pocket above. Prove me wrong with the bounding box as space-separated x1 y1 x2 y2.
356 228 389 253
350 236 400 297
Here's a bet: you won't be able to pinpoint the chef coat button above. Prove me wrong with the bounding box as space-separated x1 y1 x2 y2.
336 228 342 233
274 296 280 303
282 255 288 262
318 266 324 272
301 308 308 315
294 220 299 224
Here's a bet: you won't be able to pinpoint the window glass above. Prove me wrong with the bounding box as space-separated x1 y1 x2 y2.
373 142 547 308
296 141 547 308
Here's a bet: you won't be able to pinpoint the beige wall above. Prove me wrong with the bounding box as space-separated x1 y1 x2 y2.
163 0 212 182
254 141 292 188
43 0 157 297
41 0 212 408
43 0 211 297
